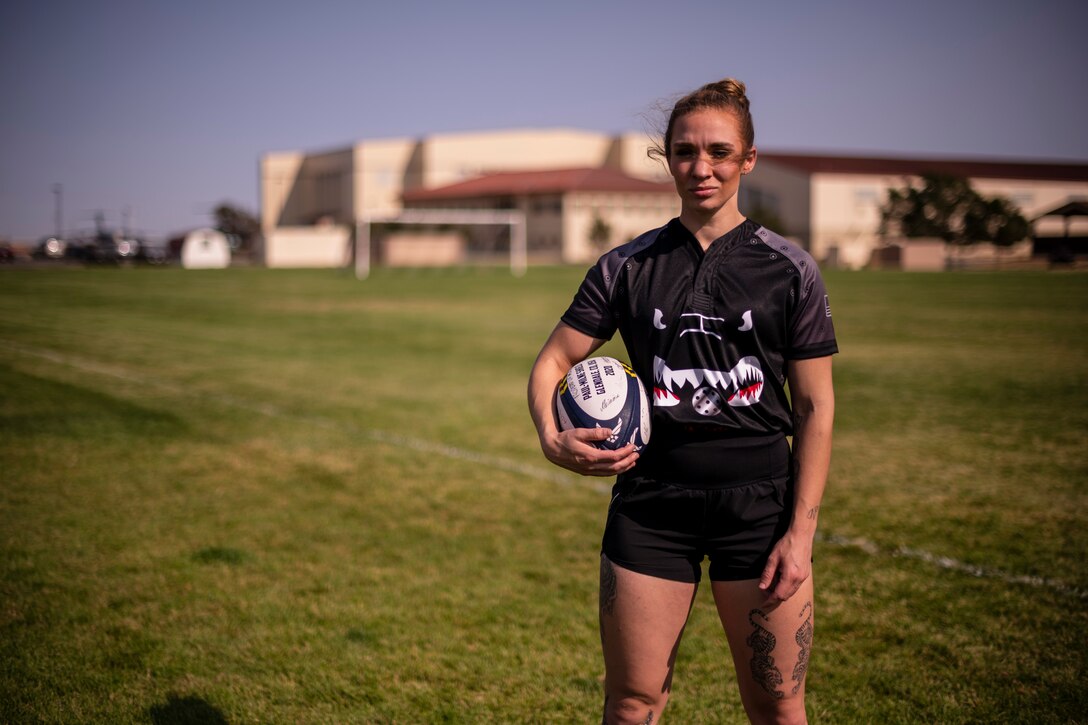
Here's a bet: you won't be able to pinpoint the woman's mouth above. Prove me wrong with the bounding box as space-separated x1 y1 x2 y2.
690 187 716 198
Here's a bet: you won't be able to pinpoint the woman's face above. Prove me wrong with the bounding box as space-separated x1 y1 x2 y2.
668 108 756 222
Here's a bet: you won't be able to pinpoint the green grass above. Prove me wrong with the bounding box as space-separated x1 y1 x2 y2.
1 265 1085 723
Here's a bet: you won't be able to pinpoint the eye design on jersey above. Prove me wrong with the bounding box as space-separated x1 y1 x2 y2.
664 310 756 338
652 355 765 410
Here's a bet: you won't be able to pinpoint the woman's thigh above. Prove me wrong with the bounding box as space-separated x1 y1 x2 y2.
599 555 697 705
712 576 814 721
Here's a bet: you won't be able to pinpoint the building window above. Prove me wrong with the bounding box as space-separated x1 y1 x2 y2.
531 197 561 214
854 187 880 206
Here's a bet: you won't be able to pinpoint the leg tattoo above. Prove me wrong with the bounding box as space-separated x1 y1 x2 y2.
747 609 784 699
791 602 813 695
600 557 618 617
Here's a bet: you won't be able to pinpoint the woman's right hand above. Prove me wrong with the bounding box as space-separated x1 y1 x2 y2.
529 323 639 477
542 426 639 477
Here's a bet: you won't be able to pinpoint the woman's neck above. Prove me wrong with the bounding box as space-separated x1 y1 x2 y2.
679 208 748 250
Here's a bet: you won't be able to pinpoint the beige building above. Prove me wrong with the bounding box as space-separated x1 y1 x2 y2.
260 128 668 266
401 166 676 263
753 153 1088 268
260 129 1088 269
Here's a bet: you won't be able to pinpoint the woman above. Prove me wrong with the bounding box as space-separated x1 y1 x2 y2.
528 78 837 724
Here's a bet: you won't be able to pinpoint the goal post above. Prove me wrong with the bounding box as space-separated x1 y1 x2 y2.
354 209 527 280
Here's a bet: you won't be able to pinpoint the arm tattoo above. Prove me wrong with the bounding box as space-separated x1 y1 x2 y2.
599 557 618 617
791 602 813 694
746 609 784 699
805 505 820 520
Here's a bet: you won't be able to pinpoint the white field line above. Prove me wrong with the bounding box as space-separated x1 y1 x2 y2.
3 340 1084 600
816 533 1087 600
0 340 605 495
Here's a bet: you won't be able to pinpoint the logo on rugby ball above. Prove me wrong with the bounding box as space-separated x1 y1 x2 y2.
555 356 651 451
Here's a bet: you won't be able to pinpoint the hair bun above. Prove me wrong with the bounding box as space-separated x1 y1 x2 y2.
704 78 749 109
649 76 757 162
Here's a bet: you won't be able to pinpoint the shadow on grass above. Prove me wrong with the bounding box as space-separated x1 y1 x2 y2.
346 627 377 645
192 547 248 565
0 362 189 438
149 694 229 724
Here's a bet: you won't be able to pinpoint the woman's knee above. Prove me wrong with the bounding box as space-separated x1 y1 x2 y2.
603 692 665 725
740 686 807 725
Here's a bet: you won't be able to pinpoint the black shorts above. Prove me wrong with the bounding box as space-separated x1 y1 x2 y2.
601 434 792 583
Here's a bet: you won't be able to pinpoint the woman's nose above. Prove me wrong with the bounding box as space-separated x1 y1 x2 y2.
691 156 712 177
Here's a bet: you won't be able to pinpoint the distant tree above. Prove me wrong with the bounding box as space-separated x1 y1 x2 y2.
963 196 1031 248
879 174 1029 247
588 215 612 251
213 203 260 251
746 204 788 236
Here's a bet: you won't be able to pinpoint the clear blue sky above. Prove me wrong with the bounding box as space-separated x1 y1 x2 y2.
2 0 1086 241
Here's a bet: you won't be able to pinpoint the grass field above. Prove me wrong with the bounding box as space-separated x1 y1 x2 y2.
1 265 1085 724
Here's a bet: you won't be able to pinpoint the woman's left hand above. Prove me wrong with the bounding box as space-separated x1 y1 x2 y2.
758 531 814 605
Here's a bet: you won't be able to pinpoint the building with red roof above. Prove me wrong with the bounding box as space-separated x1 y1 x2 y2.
260 129 1088 269
400 167 675 262
753 151 1088 267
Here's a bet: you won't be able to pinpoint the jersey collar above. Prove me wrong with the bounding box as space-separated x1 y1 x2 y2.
668 217 759 259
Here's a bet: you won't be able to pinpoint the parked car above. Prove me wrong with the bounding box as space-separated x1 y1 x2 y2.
0 242 14 263
33 236 68 260
136 240 171 265
68 231 140 263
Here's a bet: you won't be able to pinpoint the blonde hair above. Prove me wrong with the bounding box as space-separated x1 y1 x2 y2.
649 78 755 162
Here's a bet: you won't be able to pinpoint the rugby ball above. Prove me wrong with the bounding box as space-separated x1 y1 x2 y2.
555 356 651 451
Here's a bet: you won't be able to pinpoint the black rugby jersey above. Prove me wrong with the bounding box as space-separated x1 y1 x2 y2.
561 218 837 441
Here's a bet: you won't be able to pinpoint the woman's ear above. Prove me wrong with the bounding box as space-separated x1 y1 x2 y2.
742 147 758 175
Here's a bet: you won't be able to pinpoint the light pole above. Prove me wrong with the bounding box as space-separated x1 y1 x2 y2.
52 183 63 238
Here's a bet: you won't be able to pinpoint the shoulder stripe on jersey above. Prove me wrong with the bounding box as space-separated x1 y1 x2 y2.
598 224 666 301
754 226 822 298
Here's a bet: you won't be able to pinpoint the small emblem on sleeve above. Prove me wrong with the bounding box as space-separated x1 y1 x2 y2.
824 295 832 318
653 308 667 330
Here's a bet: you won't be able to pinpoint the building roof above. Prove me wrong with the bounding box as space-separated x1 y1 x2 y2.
402 167 674 202
1034 199 1088 219
758 152 1088 183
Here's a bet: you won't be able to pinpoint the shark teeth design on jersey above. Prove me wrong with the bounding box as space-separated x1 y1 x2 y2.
652 355 765 409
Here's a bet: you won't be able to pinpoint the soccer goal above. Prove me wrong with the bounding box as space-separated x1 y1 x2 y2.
353 209 527 280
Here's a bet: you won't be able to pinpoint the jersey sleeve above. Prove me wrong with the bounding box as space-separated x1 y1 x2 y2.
560 257 618 341
559 226 663 341
786 262 839 359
